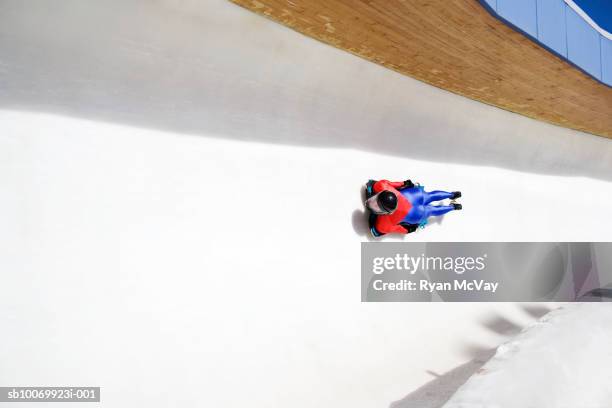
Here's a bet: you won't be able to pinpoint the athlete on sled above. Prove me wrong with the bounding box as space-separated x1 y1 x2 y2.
365 179 462 237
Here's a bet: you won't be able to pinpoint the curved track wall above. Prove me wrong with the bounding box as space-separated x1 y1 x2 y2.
1 1 612 407
231 0 612 138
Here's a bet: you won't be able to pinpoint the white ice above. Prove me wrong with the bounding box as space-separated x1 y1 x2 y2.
1 1 612 407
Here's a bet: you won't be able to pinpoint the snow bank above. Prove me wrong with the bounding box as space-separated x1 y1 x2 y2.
443 303 612 408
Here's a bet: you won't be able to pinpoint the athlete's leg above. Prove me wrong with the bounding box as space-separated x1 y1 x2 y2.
425 204 456 218
423 190 454 205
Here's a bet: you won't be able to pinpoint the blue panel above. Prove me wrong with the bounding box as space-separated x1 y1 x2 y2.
566 5 602 79
497 0 538 38
573 0 612 33
482 0 497 12
536 0 567 57
601 36 612 86
478 0 610 85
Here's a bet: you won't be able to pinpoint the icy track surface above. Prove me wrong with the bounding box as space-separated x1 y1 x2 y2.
1 1 612 407
443 303 612 408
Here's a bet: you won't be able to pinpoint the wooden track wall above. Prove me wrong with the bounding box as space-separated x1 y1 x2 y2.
230 0 612 138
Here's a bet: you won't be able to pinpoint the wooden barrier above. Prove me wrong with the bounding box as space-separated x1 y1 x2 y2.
230 0 612 138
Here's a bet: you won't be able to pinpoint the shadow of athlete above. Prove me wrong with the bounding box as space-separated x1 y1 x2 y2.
365 179 462 237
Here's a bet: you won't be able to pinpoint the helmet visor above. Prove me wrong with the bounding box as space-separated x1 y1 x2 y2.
366 191 397 214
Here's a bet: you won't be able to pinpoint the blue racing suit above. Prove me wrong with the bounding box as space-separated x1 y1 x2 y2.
400 187 455 225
